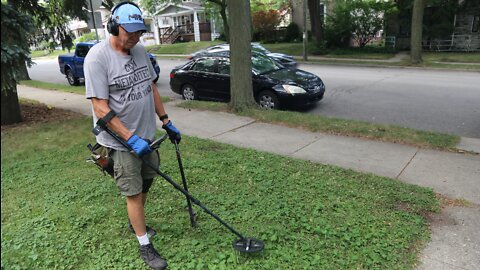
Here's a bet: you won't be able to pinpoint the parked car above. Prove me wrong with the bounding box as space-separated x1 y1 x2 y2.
58 42 160 86
170 53 325 109
188 43 297 68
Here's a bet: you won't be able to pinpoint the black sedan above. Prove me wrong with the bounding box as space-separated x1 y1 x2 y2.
188 43 297 68
170 54 325 109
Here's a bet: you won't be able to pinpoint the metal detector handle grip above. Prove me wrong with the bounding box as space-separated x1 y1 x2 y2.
150 134 169 150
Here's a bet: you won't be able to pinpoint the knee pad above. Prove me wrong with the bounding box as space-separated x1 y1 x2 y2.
142 178 154 193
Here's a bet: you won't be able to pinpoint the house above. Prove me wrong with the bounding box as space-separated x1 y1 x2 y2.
153 0 218 44
386 1 479 52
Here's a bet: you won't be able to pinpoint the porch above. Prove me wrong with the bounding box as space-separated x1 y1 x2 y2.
159 22 211 44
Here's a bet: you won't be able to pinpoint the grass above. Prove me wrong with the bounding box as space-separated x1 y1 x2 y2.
20 80 86 95
19 80 171 103
1 113 440 269
422 52 480 63
262 43 396 59
146 41 223 55
30 49 71 59
177 101 460 151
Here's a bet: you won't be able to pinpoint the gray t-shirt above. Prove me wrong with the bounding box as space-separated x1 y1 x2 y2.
84 39 157 151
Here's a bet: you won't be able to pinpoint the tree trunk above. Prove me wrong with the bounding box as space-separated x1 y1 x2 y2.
308 0 323 44
219 3 229 41
1 85 22 125
227 0 255 112
410 0 425 64
18 58 31 81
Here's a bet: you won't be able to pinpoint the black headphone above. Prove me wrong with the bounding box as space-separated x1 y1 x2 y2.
107 1 143 36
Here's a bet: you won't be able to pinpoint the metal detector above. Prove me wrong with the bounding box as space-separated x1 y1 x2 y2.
92 124 265 253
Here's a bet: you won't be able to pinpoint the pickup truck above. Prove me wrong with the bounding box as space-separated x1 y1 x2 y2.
58 42 160 86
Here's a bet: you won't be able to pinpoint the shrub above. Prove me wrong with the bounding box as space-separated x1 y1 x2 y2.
284 22 301 42
74 32 97 43
252 9 281 42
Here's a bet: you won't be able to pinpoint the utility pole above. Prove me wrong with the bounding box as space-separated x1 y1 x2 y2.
89 0 100 42
303 0 308 61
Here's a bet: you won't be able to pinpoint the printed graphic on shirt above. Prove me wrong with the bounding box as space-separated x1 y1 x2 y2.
114 58 152 104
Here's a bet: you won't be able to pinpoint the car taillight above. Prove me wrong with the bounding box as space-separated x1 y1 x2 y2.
169 72 174 79
187 55 193 60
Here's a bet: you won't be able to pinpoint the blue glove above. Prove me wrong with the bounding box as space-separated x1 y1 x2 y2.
162 120 181 144
126 135 152 156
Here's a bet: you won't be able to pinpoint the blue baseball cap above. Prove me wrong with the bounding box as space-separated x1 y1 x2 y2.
113 3 147 33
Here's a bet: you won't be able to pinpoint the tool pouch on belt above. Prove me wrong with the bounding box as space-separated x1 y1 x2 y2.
87 143 114 177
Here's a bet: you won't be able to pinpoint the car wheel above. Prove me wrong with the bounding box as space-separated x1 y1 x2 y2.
257 90 280 110
182 84 197 100
66 68 80 86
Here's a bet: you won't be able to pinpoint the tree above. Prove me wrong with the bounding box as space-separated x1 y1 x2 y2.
227 0 256 111
410 0 425 64
308 0 324 44
1 0 88 125
350 0 396 47
325 0 355 48
252 10 281 42
1 2 34 124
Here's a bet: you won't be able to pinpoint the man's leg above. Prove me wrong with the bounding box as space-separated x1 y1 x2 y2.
127 178 156 237
126 193 146 236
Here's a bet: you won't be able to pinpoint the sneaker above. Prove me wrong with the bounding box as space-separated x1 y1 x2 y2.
128 220 157 237
139 243 167 270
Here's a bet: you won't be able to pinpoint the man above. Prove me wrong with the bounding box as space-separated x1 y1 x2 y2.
84 2 179 269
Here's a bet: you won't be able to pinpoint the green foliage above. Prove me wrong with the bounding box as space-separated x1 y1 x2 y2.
251 0 289 12
423 0 458 39
1 117 440 269
1 3 34 92
325 0 355 48
325 0 397 48
350 0 397 47
252 10 282 42
284 22 301 42
74 32 98 43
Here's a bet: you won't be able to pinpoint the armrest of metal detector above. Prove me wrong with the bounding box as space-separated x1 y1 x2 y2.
149 134 169 150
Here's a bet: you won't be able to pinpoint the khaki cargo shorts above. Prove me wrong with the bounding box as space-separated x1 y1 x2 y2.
111 150 159 196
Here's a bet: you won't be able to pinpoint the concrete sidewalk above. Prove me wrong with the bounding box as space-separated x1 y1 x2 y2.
17 85 480 270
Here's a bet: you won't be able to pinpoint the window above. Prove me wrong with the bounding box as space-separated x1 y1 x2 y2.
76 45 91 58
473 16 479 33
217 59 230 75
191 58 215 73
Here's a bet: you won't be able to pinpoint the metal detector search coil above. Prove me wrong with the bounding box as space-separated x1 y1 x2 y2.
233 238 265 253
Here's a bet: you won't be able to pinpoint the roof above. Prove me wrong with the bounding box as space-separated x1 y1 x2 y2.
156 3 204 16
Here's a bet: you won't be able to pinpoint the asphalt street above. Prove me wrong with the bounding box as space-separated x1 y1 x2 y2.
28 58 480 138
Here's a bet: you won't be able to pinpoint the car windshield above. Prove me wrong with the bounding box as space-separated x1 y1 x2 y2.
252 44 271 54
252 54 283 75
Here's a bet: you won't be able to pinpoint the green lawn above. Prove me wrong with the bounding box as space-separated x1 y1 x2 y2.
422 52 480 63
262 43 396 59
178 101 460 151
1 113 440 269
146 41 223 55
30 49 71 59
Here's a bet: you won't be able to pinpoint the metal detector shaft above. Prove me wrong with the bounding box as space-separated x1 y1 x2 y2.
99 126 246 240
174 141 197 228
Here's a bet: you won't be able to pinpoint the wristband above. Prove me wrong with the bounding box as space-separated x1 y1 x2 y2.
159 114 169 121
96 110 116 128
